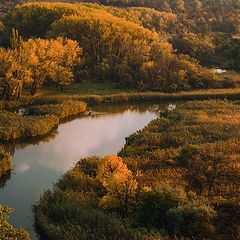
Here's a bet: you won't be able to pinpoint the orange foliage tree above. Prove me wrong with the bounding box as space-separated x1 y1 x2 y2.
97 155 139 217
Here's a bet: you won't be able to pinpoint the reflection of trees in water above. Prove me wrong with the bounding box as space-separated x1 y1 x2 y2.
91 102 168 116
0 102 168 187
0 130 59 187
0 171 11 188
1 129 59 156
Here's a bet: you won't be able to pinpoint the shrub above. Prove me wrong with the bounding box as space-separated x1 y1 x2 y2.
137 187 185 228
166 204 216 239
34 190 146 240
29 100 87 119
0 205 30 240
0 147 11 177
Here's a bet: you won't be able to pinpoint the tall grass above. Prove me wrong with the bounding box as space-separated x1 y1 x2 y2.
0 100 87 141
20 88 240 106
29 100 87 119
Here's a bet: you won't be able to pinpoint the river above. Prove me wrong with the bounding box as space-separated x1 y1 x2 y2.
0 102 167 239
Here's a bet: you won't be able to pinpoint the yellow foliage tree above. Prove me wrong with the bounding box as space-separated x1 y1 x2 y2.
97 155 138 217
0 47 32 100
22 37 81 95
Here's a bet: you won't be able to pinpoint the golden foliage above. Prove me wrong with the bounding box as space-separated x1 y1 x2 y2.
97 155 138 216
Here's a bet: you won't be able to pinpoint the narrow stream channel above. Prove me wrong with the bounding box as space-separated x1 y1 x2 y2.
0 102 167 239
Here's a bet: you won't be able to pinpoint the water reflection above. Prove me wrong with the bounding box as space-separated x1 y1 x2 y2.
0 172 11 188
0 102 164 239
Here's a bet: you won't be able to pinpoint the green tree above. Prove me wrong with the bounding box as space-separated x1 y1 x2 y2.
137 187 184 228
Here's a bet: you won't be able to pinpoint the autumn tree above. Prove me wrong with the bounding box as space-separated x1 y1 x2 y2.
97 155 139 217
22 37 81 95
170 33 214 65
0 35 81 99
48 13 159 85
0 47 31 100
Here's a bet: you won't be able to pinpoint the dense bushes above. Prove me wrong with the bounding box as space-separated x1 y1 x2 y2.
34 156 149 240
34 154 220 240
137 187 184 228
0 147 11 177
166 204 215 238
0 204 30 240
120 100 240 238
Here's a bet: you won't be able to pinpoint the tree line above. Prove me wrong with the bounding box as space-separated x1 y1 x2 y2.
0 2 227 100
1 0 240 69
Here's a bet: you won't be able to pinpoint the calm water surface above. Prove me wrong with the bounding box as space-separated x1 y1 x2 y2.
0 103 166 239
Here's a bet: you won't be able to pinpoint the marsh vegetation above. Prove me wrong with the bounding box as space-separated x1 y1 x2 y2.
0 0 239 239
34 100 240 240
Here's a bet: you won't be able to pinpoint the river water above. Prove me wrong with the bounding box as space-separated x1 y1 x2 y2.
0 102 166 239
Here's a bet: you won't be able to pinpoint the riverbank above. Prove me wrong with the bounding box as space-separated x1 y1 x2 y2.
0 100 86 180
0 100 87 141
0 101 160 239
2 83 240 108
1 85 240 141
16 86 240 106
0 147 11 178
0 204 30 240
34 99 240 240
